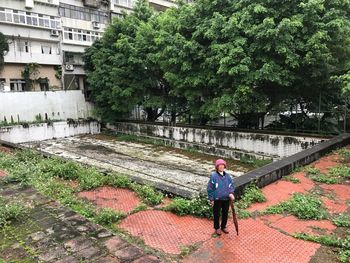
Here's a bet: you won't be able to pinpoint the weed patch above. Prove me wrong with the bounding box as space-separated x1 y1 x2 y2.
333 214 350 227
0 197 27 226
94 208 126 226
164 196 212 218
236 184 266 209
264 193 327 220
281 175 301 184
130 183 163 206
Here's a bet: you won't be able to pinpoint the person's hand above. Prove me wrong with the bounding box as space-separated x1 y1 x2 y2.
209 200 214 207
229 194 235 201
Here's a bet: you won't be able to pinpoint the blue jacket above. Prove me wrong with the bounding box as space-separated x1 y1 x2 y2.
207 171 235 201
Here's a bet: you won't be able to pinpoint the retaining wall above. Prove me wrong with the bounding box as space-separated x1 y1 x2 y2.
0 90 94 123
107 122 327 159
0 120 100 143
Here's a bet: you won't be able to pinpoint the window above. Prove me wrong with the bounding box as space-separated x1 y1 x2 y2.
10 79 26 91
5 9 12 22
59 3 108 24
1 8 60 29
63 28 100 43
17 41 30 53
38 78 49 91
41 45 52 54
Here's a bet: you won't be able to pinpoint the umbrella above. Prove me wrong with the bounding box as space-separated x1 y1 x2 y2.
230 200 239 235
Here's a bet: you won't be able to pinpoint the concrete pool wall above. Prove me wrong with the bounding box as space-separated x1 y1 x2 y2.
107 122 327 160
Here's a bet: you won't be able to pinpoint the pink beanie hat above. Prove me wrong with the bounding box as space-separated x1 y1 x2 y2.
215 159 227 169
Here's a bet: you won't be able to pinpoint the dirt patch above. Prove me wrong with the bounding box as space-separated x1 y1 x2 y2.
309 246 339 263
77 144 117 155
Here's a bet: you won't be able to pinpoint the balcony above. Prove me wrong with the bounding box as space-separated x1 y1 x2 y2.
0 8 61 30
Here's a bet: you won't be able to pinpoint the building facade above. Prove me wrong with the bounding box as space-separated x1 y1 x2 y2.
0 0 177 93
0 0 62 91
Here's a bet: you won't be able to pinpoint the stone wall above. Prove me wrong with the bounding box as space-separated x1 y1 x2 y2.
108 122 327 159
0 120 100 143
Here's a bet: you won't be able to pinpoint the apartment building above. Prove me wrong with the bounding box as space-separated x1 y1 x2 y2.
0 0 62 91
0 0 179 93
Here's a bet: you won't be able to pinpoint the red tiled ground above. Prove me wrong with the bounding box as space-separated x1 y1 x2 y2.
119 210 213 254
321 197 348 214
313 156 338 173
248 172 315 212
78 186 141 213
260 215 335 236
182 218 320 263
320 184 350 202
0 170 7 177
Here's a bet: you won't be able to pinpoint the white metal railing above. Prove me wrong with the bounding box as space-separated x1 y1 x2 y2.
0 9 61 29
63 27 101 44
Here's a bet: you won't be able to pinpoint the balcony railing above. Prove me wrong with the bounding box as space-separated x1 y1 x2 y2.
0 9 61 29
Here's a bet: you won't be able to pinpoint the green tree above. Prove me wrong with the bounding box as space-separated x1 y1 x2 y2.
21 63 40 91
0 32 9 71
85 0 170 122
156 0 350 127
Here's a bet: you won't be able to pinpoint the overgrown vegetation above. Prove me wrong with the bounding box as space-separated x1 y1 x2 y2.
305 167 338 184
329 165 350 179
294 233 350 263
0 197 27 226
263 193 327 220
281 175 301 184
165 183 265 219
0 149 163 215
333 214 350 227
94 208 126 226
164 196 212 218
236 184 266 209
336 148 350 160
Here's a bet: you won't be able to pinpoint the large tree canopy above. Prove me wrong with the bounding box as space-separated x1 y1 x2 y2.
85 0 350 128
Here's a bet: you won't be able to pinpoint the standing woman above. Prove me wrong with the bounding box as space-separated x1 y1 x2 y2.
207 159 235 235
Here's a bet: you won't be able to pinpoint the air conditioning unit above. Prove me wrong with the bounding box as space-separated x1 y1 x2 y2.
65 64 74 71
50 30 59 37
92 21 100 29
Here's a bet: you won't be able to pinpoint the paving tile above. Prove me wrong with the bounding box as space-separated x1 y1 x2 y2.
78 186 141 213
119 210 212 254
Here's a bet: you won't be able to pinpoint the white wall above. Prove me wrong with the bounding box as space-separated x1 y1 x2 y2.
0 90 94 122
108 122 327 159
0 121 100 143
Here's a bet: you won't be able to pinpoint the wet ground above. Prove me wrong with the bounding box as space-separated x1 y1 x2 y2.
1 145 350 262
22 134 252 198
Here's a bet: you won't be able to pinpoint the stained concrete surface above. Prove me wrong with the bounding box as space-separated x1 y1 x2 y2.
22 135 250 198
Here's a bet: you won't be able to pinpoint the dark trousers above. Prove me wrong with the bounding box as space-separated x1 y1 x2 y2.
213 200 230 230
